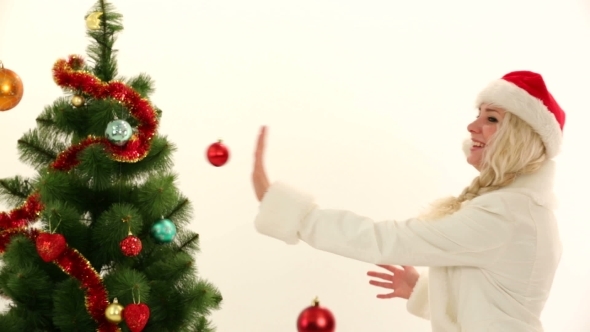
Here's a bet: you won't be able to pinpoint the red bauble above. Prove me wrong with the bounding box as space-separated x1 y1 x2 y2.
120 235 142 257
36 233 67 262
123 303 150 332
297 298 335 332
206 140 229 167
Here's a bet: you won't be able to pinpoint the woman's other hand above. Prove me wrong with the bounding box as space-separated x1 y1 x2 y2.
367 264 419 300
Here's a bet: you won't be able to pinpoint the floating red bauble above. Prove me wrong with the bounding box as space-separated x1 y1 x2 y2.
206 140 229 167
297 297 335 332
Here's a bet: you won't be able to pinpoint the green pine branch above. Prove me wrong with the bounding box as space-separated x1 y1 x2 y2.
36 101 71 136
17 129 67 170
45 97 91 139
0 176 34 206
177 233 200 252
166 196 192 225
126 73 156 98
118 136 176 181
85 0 124 82
35 115 57 131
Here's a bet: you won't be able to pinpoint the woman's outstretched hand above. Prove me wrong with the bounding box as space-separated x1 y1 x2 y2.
252 126 270 202
367 264 419 300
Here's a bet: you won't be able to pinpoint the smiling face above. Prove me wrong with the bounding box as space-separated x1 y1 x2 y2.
466 104 506 170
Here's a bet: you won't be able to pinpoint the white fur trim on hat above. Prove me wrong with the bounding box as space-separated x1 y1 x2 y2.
475 79 562 158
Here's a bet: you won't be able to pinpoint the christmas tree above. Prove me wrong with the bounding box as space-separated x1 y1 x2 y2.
0 1 222 331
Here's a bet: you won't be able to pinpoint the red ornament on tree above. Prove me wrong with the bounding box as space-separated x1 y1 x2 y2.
297 297 335 332
120 234 142 257
206 140 229 167
35 233 67 262
123 303 150 332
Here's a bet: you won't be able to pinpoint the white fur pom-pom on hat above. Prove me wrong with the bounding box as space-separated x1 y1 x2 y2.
462 138 472 157
475 71 566 159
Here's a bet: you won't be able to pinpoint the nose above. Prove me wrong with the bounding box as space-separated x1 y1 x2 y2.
467 118 479 134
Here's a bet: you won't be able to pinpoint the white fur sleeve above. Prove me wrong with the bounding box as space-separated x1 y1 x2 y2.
406 270 431 320
254 182 315 245
254 181 516 267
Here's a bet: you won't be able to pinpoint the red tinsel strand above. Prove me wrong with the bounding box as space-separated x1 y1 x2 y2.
49 56 158 171
0 192 44 230
54 247 120 332
0 227 119 331
50 136 107 171
0 228 39 253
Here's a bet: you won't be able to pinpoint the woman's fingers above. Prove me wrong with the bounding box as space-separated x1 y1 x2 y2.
368 280 393 289
376 264 404 274
367 271 394 281
376 292 397 299
254 126 266 169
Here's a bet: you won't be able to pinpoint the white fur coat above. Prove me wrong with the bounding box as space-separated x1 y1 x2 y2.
253 160 561 332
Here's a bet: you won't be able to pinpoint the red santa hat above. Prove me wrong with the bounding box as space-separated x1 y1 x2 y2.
472 70 566 159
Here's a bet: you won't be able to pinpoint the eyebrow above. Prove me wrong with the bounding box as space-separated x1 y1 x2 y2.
478 107 501 114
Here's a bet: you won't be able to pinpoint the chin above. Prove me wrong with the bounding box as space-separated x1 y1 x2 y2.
466 156 482 170
462 139 482 170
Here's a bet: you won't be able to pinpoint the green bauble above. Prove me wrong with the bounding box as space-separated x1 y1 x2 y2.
105 119 133 146
151 219 177 243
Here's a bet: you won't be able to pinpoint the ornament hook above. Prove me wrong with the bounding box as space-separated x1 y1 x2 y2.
48 215 63 234
131 285 141 304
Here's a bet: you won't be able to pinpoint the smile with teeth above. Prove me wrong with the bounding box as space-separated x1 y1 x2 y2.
473 141 485 148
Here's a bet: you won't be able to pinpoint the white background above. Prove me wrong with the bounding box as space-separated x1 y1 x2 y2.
1 0 589 331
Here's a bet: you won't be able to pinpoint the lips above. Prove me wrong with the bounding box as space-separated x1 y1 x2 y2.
470 139 486 151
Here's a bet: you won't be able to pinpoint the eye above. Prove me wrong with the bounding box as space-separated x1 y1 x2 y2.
488 117 498 123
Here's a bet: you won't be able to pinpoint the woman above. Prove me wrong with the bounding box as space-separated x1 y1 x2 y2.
251 70 565 332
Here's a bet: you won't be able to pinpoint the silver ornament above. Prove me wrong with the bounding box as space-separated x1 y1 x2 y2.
105 119 133 146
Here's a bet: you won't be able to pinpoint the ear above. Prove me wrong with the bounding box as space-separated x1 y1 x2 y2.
462 139 472 157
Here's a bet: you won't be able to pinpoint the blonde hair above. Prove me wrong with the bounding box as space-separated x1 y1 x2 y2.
418 110 547 221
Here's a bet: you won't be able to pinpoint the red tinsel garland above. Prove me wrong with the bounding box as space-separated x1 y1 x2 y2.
0 54 159 332
0 228 120 332
50 55 158 170
0 227 38 252
0 192 43 230
55 247 120 332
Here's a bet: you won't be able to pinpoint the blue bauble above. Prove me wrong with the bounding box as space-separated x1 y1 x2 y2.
151 219 177 243
105 119 133 146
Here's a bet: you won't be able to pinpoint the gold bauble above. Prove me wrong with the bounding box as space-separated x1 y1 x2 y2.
86 12 103 30
0 61 24 112
71 95 85 107
105 298 124 324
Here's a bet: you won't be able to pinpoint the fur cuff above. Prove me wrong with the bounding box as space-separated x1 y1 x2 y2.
407 271 430 320
254 182 316 245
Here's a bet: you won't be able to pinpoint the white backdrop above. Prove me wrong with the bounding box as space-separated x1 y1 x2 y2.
1 0 589 331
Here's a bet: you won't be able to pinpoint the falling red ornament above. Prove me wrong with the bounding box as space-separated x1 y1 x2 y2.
206 140 229 167
35 233 67 262
123 303 150 332
297 297 335 332
120 235 142 257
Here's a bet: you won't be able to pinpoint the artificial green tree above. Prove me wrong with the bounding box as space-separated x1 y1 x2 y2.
0 1 222 331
